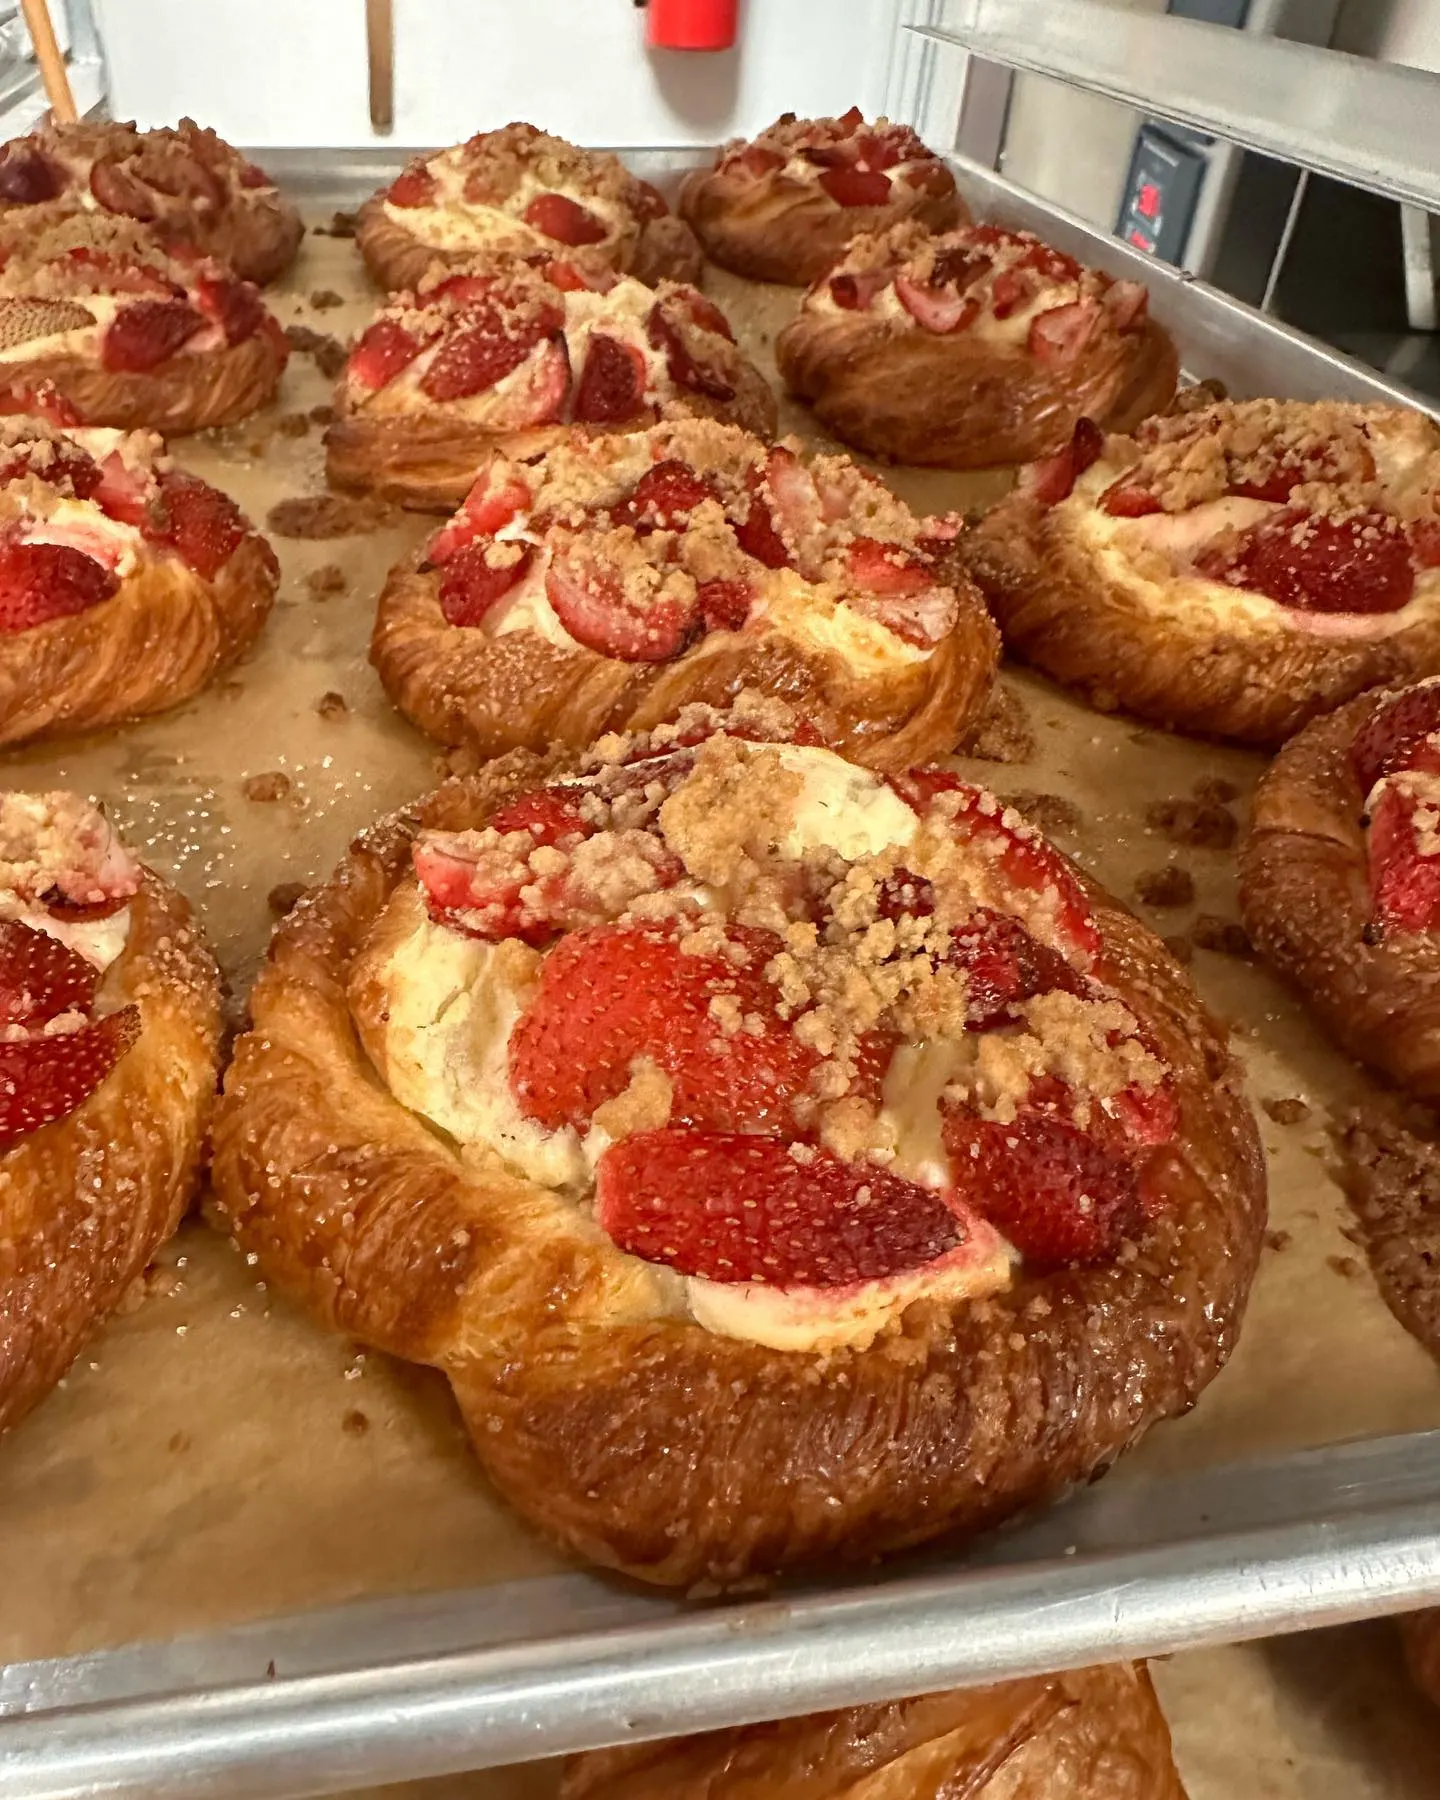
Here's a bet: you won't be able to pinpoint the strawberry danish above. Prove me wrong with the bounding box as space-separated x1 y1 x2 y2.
357 124 702 295
0 791 220 1431
777 219 1177 468
371 418 997 767
0 216 288 434
0 413 278 746
678 109 964 287
327 253 775 513
968 400 1440 744
212 700 1263 1586
0 118 301 286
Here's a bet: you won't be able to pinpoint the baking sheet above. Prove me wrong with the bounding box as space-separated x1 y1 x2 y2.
0 187 1438 1775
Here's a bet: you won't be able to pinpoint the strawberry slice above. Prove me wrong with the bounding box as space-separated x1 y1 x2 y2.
573 334 649 423
545 539 697 662
349 317 422 391
837 105 865 131
0 540 118 632
387 164 437 207
760 445 822 551
0 1005 141 1146
846 536 931 596
437 540 534 627
645 303 735 402
0 380 81 428
543 256 616 294
414 796 598 943
1352 682 1440 792
101 300 205 373
670 288 735 343
734 145 785 178
0 919 100 1027
1028 299 1101 364
732 476 791 569
1026 417 1104 506
989 267 1033 320
596 1129 966 1286
842 537 955 646
617 460 718 532
523 192 608 246
947 907 1088 1030
1100 482 1163 518
1366 781 1440 934
420 324 535 402
895 274 978 334
1104 279 1149 330
827 270 890 311
1198 507 1415 616
475 337 571 430
0 434 100 499
90 156 158 222
194 275 266 346
942 1100 1142 1268
0 142 62 204
488 785 595 843
509 923 820 1135
819 166 892 208
88 450 152 518
696 578 752 632
427 462 533 564
238 161 272 189
147 470 250 580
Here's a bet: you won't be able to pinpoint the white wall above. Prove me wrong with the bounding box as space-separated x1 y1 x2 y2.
1333 0 1440 71
93 0 901 148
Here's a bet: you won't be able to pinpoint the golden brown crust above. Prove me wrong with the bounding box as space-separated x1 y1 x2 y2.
966 496 1440 745
1238 689 1440 1095
561 1662 1187 1800
1402 1610 1440 1707
0 533 277 747
0 870 221 1430
369 551 997 772
211 754 1264 1588
679 166 963 287
778 313 1178 468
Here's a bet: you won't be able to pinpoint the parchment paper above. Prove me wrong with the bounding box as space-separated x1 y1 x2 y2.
1 222 1438 1795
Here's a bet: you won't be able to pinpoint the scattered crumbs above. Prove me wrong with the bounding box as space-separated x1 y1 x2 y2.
1170 376 1228 415
168 1430 191 1453
274 411 311 439
310 289 344 310
1194 776 1241 806
1001 790 1080 837
309 403 338 426
304 562 348 598
267 881 306 916
342 1408 371 1436
1162 932 1194 965
284 324 347 379
1263 1096 1311 1126
266 1660 278 1681
316 690 349 720
1191 914 1255 959
268 494 395 539
1327 1254 1361 1280
243 771 292 803
1144 797 1237 849
1135 864 1195 909
1264 1229 1292 1253
960 681 1035 764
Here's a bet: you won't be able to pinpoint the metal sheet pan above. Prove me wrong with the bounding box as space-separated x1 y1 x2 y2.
2 149 1439 1799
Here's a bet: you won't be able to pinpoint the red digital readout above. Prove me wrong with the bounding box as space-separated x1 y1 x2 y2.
1137 181 1162 220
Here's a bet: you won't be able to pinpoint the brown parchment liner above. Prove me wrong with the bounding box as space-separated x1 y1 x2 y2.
0 222 1436 1800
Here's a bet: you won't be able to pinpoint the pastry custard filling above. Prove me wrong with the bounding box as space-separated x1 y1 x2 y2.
714 108 956 210
0 414 269 633
806 218 1151 357
1353 677 1440 936
0 117 283 217
356 703 1179 1352
341 254 748 433
0 790 141 1146
419 418 962 666
380 124 665 265
1029 400 1440 633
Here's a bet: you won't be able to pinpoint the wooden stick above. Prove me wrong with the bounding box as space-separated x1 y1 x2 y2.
366 0 394 134
19 0 76 124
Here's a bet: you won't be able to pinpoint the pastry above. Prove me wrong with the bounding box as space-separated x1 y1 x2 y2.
370 418 997 767
0 791 220 1431
967 400 1440 743
679 109 963 286
356 124 702 294
1403 1611 1440 1706
562 1661 1187 1799
211 699 1264 1586
0 117 302 284
0 216 289 432
1240 677 1440 1098
777 219 1177 467
0 413 278 746
326 252 776 513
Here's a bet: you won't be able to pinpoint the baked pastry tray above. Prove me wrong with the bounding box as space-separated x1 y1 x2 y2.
2 151 1439 1799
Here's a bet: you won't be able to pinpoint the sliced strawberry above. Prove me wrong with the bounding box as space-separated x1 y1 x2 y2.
1199 508 1415 616
0 380 81 428
634 179 670 222
0 919 100 1027
437 541 534 627
0 435 99 499
523 192 608 246
147 470 250 580
573 334 649 424
827 270 889 311
942 1100 1142 1268
735 145 785 178
671 288 735 343
193 275 266 346
1026 417 1104 506
487 785 595 844
101 300 205 373
421 324 534 402
1100 482 1163 518
846 536 930 596
760 445 821 551
510 923 820 1134
349 317 422 391
0 540 117 632
545 540 696 662
90 156 158 222
387 164 437 208
856 131 901 172
0 1006 141 1146
0 142 62 204
238 161 272 190
617 460 719 532
596 1129 966 1286
56 248 182 302
1019 241 1083 283
989 268 1033 320
1028 299 1101 365
543 256 617 294
818 166 892 208
947 907 1087 1030
1366 781 1440 934
837 105 865 131
480 337 571 430
696 578 752 632
426 273 501 308
732 476 792 570
645 303 735 402
895 274 978 334
427 462 533 565
414 803 595 944
1352 683 1440 792
1104 279 1149 330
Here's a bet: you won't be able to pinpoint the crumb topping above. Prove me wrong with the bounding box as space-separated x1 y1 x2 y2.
0 790 140 905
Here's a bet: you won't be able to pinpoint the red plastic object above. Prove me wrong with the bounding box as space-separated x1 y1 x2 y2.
646 0 738 51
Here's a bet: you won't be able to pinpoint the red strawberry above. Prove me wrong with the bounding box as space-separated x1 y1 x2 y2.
0 539 118 632
0 919 100 1026
596 1129 966 1286
1198 508 1415 616
989 268 1033 320
414 796 599 943
827 271 890 311
1366 781 1440 934
617 460 718 532
1104 279 1149 330
387 164 437 207
735 145 785 178
56 248 181 302
0 380 81 428
1026 417 1104 507
819 166 892 208
349 317 422 391
194 275 266 346
425 273 499 307
0 1005 141 1146
545 540 697 662
523 192 608 246
947 907 1087 1030
846 536 930 596
148 470 250 580
427 463 533 565
0 143 62 204
438 541 533 627
543 257 616 294
732 478 791 569
697 578 752 632
509 922 819 1134
101 300 205 373
1352 683 1440 792
488 785 595 843
238 161 272 190
421 324 534 401
89 156 157 222
0 435 99 500
837 105 865 130
895 274 978 334
645 303 735 401
1028 299 1101 364
671 288 735 343
1100 482 1163 517
573 334 649 423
